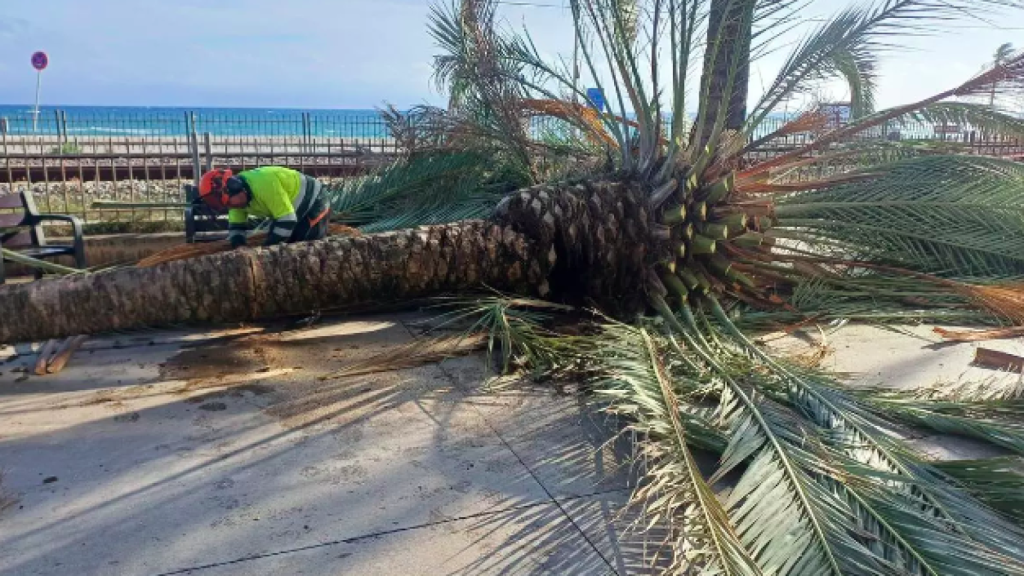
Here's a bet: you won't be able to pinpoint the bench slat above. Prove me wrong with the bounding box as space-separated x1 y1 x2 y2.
0 213 25 227
2 230 34 248
0 195 24 210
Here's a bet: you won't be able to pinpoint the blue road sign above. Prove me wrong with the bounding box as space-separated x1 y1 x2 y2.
586 88 606 112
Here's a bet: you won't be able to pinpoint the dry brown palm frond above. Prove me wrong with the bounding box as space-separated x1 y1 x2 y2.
936 282 1024 341
519 98 617 148
320 333 488 380
953 282 1024 324
935 326 1024 342
742 110 830 155
136 224 361 268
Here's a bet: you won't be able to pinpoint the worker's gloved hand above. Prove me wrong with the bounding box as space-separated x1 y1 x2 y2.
230 234 247 249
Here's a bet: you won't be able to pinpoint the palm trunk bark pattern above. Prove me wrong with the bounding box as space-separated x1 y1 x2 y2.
0 181 659 344
0 222 552 344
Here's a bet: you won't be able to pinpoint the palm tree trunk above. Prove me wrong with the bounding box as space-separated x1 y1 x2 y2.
697 0 755 146
0 181 657 345
0 222 551 345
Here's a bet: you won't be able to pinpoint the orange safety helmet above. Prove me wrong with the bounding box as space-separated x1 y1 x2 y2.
198 168 235 210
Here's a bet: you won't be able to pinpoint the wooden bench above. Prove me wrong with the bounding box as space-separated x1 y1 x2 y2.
0 191 86 284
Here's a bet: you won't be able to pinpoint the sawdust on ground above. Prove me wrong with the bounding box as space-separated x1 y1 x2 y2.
152 325 468 430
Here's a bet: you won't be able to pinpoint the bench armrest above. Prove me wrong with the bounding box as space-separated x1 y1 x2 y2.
34 214 84 237
33 214 86 268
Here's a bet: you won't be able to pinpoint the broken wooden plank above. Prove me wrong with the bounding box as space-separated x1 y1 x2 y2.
974 347 1024 372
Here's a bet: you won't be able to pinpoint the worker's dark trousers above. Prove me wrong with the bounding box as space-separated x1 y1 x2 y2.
289 195 330 243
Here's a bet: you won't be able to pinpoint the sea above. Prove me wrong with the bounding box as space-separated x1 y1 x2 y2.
0 104 874 141
0 105 392 138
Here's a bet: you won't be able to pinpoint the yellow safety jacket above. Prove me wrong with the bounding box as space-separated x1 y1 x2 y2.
227 166 322 246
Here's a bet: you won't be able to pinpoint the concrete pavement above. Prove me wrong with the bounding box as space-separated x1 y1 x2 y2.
0 316 1020 575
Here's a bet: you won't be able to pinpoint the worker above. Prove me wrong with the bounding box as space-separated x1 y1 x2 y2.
197 166 330 249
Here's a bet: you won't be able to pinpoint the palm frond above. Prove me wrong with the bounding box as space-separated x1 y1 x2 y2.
747 0 1022 136
934 458 1024 525
650 299 875 575
907 102 1024 142
774 155 1024 277
829 45 877 120
594 323 759 574
425 293 580 377
862 394 1024 456
327 150 519 232
746 51 1024 176
703 298 1024 574
1 248 83 276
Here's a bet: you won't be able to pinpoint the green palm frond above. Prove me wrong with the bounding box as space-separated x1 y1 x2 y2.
1 248 83 276
652 300 881 575
748 51 1024 176
935 458 1024 525
775 155 1024 277
594 323 758 574
425 294 580 376
428 0 538 175
703 298 1024 574
327 150 521 233
429 1 479 109
829 45 877 119
863 394 1024 456
747 0 1020 135
907 102 1024 142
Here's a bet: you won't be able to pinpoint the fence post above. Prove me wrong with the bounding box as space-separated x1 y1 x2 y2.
60 110 69 147
300 113 308 173
304 112 311 154
1 118 12 187
189 112 201 188
203 132 213 173
54 109 63 148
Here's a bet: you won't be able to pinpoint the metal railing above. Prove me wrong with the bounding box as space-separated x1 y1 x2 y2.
0 109 400 223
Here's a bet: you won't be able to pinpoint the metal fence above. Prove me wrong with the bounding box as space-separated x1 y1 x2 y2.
0 109 401 224
2 108 1024 225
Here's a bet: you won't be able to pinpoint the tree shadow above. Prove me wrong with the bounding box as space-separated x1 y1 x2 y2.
0 315 660 575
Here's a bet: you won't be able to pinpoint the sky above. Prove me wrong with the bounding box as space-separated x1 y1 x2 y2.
0 0 1021 111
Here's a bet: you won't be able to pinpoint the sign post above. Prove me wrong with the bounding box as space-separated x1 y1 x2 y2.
31 51 48 133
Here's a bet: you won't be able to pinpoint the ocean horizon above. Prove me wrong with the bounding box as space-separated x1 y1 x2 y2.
0 105 392 138
0 104 839 140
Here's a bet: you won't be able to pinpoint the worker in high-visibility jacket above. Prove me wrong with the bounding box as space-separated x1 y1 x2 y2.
197 166 330 248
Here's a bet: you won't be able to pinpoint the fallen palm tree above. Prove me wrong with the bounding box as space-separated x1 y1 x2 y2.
6 0 1024 573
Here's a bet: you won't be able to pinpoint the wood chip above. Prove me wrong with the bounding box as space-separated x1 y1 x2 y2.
33 339 58 376
974 347 1024 372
